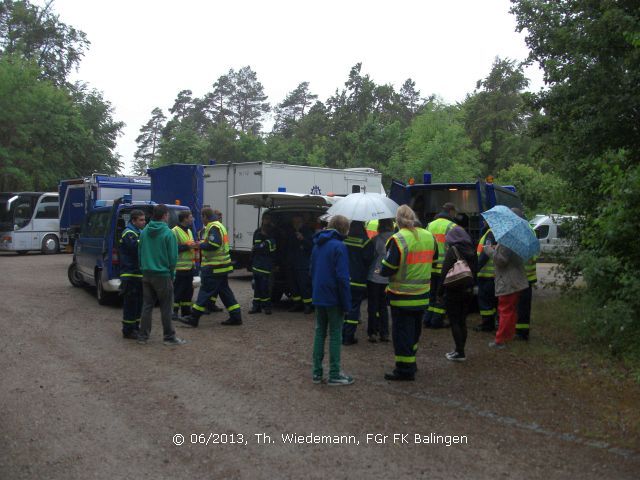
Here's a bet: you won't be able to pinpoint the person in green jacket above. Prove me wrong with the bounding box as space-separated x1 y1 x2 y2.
137 204 186 346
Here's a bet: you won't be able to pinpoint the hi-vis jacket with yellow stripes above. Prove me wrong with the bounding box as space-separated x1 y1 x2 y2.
172 225 196 271
427 214 456 274
119 223 142 278
252 229 276 274
200 220 233 275
477 230 496 279
343 223 375 289
380 227 437 309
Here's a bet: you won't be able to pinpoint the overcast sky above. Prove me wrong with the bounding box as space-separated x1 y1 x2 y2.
40 0 543 174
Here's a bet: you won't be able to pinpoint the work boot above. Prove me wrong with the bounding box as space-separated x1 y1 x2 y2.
384 371 415 381
177 315 199 328
248 307 261 314
303 304 314 315
263 308 272 315
122 331 139 340
221 317 242 326
210 304 223 313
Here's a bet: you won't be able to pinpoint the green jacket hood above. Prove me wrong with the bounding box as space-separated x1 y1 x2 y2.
146 220 169 237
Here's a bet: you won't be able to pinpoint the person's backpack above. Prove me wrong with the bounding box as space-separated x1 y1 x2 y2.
443 246 474 289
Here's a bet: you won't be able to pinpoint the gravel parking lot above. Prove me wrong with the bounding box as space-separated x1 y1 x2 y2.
0 253 638 479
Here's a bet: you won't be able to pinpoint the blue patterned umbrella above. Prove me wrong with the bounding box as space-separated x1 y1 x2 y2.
481 205 540 260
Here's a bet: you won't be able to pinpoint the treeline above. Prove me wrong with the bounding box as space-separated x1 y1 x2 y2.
0 0 123 191
136 60 566 214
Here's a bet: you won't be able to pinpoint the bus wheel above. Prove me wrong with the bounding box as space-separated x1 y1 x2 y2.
41 235 59 254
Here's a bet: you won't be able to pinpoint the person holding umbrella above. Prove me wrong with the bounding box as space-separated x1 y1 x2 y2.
481 206 537 348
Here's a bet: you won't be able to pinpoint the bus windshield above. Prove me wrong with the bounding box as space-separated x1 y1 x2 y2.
0 193 37 231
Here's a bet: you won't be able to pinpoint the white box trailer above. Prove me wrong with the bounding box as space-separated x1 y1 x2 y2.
149 162 383 267
202 162 383 256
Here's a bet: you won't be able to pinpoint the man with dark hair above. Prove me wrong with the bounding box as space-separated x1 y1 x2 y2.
172 210 197 320
137 204 186 346
180 207 242 327
119 209 146 339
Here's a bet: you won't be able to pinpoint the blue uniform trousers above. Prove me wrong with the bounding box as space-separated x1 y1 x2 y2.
343 286 367 342
192 267 241 325
424 273 446 328
173 270 194 316
121 278 142 334
290 268 312 306
391 307 424 378
252 272 271 310
516 283 533 338
477 277 497 330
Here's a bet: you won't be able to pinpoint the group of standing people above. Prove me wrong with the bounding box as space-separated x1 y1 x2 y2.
118 204 243 346
310 202 536 385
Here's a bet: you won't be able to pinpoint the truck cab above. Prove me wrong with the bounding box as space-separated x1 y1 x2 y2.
68 199 192 305
389 174 523 243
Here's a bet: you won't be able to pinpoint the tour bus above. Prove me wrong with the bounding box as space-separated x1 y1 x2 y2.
0 192 60 254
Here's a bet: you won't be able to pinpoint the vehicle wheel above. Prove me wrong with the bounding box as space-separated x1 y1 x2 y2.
16 250 28 255
68 262 86 288
95 271 111 306
41 234 59 254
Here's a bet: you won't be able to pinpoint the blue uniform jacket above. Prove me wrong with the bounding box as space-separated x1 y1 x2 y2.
344 222 375 289
310 229 351 311
288 226 314 271
119 223 142 276
252 229 276 273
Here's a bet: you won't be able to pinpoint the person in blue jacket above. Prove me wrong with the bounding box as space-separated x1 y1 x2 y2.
310 215 354 386
119 209 146 339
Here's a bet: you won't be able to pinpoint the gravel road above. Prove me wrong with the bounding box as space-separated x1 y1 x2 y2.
1 253 638 479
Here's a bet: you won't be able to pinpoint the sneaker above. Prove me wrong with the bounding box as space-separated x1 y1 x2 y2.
312 374 323 384
328 373 354 386
220 318 242 326
137 337 148 345
368 335 378 343
488 341 506 349
163 337 187 346
445 351 466 362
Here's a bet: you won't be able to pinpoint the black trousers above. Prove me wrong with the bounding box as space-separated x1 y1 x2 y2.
391 307 424 377
445 290 473 354
290 268 312 305
173 270 194 316
367 281 389 338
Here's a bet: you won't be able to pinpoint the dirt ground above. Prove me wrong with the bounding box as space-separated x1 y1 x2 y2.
1 253 639 480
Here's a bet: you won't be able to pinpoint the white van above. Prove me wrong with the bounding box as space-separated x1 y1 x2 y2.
530 214 578 257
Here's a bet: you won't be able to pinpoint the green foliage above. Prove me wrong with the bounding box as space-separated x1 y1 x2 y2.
0 56 121 190
512 0 640 359
133 107 166 174
496 163 567 215
385 103 480 183
0 0 89 85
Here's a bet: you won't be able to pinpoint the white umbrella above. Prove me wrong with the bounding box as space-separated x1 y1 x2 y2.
326 192 399 222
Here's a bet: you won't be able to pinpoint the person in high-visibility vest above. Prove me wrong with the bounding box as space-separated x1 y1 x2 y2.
424 202 457 329
365 219 379 239
516 210 538 340
342 221 375 345
171 210 197 320
475 226 498 332
249 213 276 315
179 207 242 327
380 205 437 381
119 209 146 339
